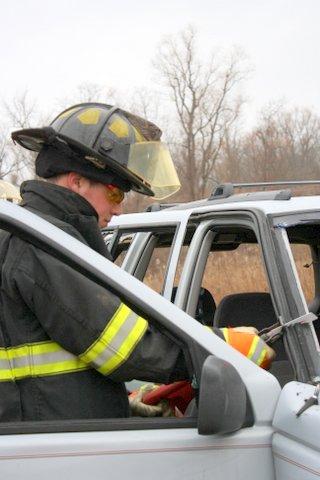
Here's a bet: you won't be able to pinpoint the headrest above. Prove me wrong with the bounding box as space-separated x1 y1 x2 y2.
171 287 216 326
214 292 277 331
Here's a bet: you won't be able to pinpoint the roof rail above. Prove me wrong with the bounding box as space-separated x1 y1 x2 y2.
209 183 234 200
145 202 179 212
206 180 320 203
233 180 320 188
145 181 319 213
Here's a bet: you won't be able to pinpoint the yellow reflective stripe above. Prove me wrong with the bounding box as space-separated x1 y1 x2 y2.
247 335 259 360
221 328 229 343
80 303 148 375
13 359 88 379
0 303 149 381
0 341 62 361
256 347 268 366
247 336 268 366
98 316 147 375
0 341 89 382
0 369 14 381
80 303 131 364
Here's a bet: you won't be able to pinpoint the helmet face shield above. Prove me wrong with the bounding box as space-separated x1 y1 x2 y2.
127 142 181 200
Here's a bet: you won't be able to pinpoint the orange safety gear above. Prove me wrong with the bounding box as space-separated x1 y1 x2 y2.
221 327 273 370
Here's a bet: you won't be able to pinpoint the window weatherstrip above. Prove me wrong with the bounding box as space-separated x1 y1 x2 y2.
279 228 309 313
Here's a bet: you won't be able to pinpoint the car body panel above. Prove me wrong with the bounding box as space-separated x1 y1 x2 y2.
273 382 320 478
0 427 275 480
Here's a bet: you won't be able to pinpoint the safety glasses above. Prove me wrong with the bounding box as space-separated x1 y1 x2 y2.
105 184 125 204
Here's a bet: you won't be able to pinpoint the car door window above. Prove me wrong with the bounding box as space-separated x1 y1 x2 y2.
102 229 136 266
143 243 173 293
113 233 136 267
287 244 315 304
201 243 269 304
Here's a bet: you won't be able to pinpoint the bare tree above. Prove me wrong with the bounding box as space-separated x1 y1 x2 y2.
154 26 248 200
57 82 117 110
1 91 40 182
3 90 38 129
217 103 320 195
0 124 19 181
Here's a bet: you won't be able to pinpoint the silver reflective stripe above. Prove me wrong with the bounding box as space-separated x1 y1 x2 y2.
0 342 89 381
0 358 10 370
10 350 79 369
250 338 266 365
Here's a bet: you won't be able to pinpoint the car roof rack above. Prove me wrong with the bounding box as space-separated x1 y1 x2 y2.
233 180 320 189
209 180 320 200
145 180 320 212
208 183 291 201
145 203 179 212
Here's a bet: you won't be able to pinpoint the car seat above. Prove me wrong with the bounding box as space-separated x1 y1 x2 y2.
171 287 216 326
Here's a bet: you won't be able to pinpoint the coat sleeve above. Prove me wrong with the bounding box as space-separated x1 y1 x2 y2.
13 242 190 383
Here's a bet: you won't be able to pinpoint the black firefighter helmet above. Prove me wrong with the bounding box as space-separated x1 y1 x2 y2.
11 103 181 199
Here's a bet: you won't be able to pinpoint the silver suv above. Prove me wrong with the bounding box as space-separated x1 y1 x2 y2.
0 183 319 479
106 182 320 478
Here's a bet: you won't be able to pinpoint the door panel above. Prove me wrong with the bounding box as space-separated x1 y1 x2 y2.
0 426 274 480
272 382 320 479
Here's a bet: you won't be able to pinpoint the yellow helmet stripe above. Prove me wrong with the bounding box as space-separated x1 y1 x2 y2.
77 108 101 125
108 117 130 138
58 107 81 119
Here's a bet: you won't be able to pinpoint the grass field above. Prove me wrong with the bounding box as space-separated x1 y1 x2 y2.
144 243 314 306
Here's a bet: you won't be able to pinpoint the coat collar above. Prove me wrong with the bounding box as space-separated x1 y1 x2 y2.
20 180 110 258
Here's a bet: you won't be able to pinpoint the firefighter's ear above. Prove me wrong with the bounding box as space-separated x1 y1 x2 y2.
66 172 86 193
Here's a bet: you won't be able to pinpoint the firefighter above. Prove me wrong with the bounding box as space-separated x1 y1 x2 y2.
0 102 274 422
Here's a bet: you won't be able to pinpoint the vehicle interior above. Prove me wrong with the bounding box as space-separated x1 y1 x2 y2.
108 218 320 389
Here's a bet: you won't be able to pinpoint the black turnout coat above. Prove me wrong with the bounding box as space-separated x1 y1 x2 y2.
0 180 188 421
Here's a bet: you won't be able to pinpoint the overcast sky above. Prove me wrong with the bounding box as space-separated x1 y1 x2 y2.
1 0 319 127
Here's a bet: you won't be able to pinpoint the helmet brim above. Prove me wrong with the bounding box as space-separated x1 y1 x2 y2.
12 128 154 196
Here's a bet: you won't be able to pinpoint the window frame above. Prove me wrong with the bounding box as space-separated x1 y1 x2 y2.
104 215 191 300
270 211 320 383
174 211 282 322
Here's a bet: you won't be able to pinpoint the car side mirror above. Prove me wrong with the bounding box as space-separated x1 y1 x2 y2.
197 355 247 435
